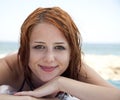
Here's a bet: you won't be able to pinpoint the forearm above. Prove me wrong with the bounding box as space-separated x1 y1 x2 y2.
58 77 120 100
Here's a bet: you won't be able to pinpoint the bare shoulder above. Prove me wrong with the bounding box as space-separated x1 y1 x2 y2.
0 52 23 88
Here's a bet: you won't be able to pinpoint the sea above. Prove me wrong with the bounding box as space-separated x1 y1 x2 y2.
0 41 120 89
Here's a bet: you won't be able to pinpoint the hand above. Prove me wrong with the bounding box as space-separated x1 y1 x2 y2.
14 76 61 98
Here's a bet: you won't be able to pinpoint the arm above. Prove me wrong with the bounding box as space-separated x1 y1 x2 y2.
59 64 120 100
15 76 120 100
58 76 120 100
80 62 116 88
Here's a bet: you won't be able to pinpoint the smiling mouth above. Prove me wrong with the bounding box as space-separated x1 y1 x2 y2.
39 65 58 72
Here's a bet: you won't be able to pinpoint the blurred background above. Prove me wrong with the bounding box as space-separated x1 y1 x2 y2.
0 0 120 88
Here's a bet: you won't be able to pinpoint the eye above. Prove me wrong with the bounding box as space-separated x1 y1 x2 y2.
33 45 45 49
55 46 66 50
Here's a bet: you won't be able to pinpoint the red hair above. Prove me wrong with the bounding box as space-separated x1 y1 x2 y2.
18 7 83 84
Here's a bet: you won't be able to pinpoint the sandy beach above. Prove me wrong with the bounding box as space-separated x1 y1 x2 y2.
83 54 120 80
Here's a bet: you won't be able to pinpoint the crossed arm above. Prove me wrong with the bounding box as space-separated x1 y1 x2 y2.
15 76 120 100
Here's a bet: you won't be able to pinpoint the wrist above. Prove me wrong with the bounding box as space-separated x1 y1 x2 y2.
57 76 66 92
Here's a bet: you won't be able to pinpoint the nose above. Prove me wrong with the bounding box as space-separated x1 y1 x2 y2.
43 49 55 63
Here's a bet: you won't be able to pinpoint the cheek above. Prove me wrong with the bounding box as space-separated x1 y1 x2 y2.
29 50 43 61
60 54 70 69
28 55 38 74
28 52 40 67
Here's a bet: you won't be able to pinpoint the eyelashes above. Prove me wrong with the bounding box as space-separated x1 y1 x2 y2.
32 45 66 51
33 45 45 49
54 46 66 50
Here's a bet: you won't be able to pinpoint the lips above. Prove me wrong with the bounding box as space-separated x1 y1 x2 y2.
39 65 58 72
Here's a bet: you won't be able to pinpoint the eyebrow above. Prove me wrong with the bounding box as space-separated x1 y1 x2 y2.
34 41 65 44
34 41 45 44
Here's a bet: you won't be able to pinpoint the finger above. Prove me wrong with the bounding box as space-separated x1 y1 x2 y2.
14 91 40 97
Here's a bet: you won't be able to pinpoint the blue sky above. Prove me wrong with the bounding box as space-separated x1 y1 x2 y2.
0 0 120 43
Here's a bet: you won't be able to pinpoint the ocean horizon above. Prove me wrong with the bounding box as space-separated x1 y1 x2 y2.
82 43 120 55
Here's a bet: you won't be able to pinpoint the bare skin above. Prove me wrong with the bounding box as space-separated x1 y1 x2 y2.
0 23 120 100
0 53 120 100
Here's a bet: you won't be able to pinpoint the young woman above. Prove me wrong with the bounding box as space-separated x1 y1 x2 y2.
0 7 120 100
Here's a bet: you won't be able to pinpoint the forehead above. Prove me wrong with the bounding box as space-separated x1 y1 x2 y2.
30 22 67 42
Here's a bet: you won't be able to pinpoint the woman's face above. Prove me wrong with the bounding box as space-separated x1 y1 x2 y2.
29 22 71 82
